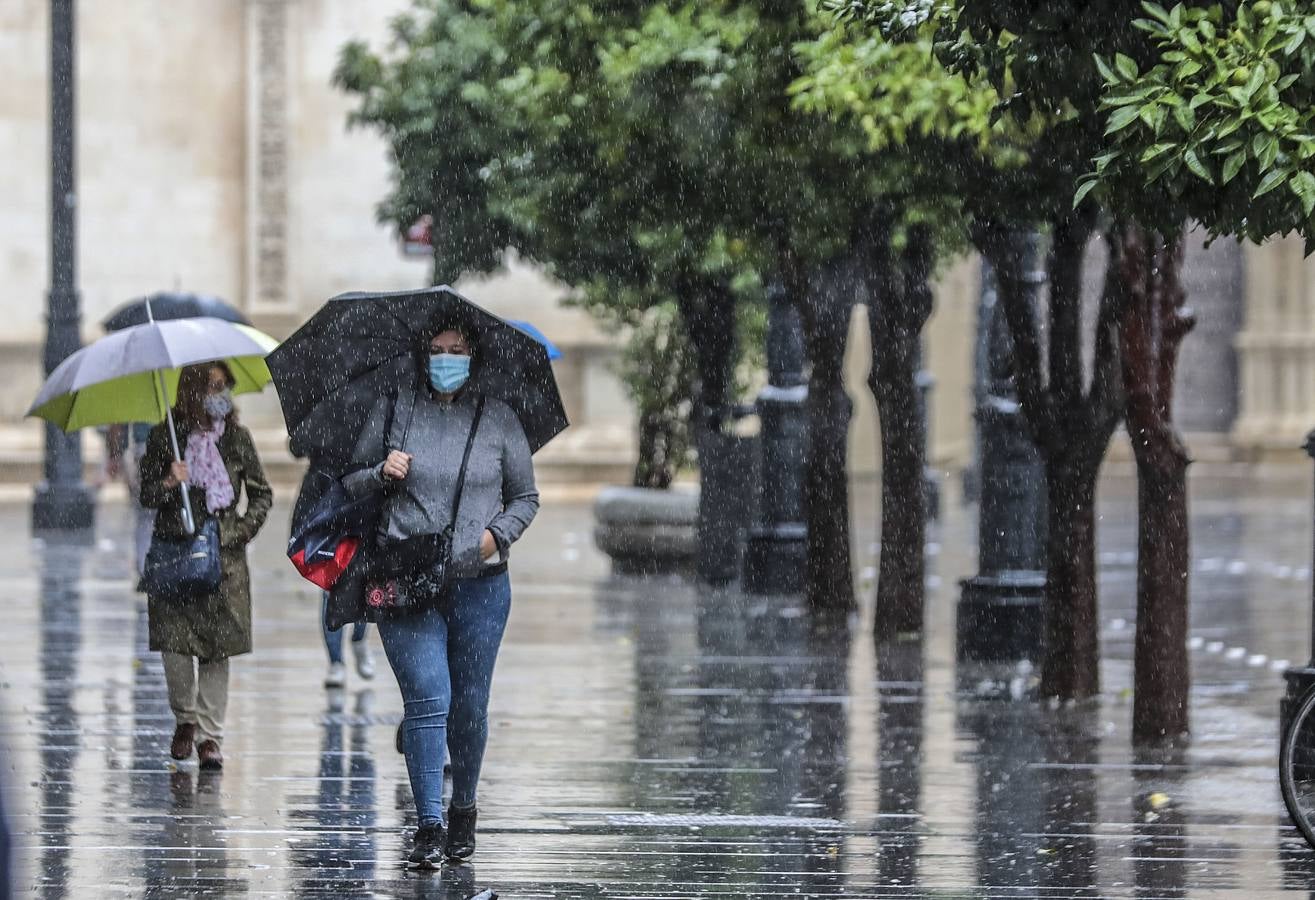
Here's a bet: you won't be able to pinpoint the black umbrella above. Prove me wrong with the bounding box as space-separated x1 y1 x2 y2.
267 285 568 459
103 291 251 332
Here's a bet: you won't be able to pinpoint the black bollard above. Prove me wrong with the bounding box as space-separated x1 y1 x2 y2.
957 235 1048 665
696 414 759 585
743 284 808 594
1281 430 1315 727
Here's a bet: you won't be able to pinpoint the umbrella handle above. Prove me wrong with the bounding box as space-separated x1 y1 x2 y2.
154 369 195 535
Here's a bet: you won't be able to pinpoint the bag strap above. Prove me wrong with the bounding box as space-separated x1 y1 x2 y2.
447 394 486 532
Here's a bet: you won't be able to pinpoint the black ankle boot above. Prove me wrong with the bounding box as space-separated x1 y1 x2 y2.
445 804 477 861
408 822 446 869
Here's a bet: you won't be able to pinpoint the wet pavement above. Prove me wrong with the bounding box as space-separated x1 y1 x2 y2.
4 468 1315 897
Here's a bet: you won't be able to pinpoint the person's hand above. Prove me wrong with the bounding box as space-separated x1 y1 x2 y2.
480 529 498 560
381 450 413 482
164 461 189 489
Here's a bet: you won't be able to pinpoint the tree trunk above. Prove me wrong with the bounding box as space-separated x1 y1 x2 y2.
633 410 673 489
975 213 1123 701
875 635 924 884
1117 225 1194 745
873 340 924 637
1133 462 1190 742
629 305 696 490
793 262 856 613
870 226 934 639
1041 461 1101 699
678 280 737 423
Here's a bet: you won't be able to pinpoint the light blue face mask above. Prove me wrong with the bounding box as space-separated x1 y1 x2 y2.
203 389 233 420
429 353 471 393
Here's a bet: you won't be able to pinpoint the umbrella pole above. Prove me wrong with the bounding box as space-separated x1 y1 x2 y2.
154 368 195 535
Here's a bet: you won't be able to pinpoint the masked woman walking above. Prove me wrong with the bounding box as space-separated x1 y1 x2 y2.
140 362 273 770
340 320 539 868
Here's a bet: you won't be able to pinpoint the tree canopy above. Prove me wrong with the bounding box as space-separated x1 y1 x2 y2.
1082 1 1315 244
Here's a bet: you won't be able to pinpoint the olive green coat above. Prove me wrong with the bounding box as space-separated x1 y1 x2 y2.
139 419 273 660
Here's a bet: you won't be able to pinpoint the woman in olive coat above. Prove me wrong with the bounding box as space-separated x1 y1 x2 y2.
139 362 273 770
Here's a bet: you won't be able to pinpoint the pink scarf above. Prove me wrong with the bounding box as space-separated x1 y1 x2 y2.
185 418 236 513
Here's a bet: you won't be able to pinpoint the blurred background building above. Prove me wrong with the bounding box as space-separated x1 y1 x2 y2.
0 1 1301 489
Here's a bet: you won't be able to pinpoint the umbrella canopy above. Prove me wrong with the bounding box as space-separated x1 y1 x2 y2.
267 285 568 460
103 291 251 331
506 319 562 361
28 318 277 431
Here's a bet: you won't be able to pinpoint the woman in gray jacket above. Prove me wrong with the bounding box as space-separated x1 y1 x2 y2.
343 320 539 869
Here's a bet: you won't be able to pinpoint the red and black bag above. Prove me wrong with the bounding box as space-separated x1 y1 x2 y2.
286 387 413 590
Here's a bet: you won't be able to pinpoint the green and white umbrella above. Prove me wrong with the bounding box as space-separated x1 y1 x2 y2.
29 317 276 430
27 315 278 532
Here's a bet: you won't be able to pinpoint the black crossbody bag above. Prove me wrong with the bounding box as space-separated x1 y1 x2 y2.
364 393 486 611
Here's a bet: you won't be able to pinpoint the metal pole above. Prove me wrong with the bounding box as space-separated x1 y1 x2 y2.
1281 431 1315 725
743 282 808 594
956 233 1048 670
153 368 195 535
916 340 940 521
33 0 94 530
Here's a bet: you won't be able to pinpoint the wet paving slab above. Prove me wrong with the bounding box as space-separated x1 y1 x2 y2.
3 469 1315 897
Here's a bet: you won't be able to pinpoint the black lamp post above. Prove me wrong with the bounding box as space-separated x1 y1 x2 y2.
956 235 1047 665
743 283 808 594
32 0 94 531
915 341 940 522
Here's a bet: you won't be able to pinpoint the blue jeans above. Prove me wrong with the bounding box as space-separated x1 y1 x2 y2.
377 571 511 827
322 592 367 665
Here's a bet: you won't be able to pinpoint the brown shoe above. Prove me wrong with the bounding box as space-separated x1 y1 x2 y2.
170 723 196 761
197 739 223 771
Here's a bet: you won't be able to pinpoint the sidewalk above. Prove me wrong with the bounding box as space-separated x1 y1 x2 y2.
1 469 1314 897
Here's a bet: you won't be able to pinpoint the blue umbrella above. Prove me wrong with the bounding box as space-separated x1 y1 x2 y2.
506 319 562 360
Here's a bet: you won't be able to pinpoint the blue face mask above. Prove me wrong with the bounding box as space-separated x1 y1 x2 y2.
429 353 471 393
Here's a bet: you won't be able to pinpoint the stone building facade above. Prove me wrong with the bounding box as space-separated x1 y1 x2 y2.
0 0 632 484
0 1 1299 490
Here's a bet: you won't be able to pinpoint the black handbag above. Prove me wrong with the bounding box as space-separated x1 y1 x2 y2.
142 516 223 600
365 393 486 611
323 388 417 627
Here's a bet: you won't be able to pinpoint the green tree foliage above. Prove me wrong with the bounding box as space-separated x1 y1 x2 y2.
335 5 522 284
1083 1 1315 245
339 0 1010 610
809 0 1315 725
794 9 981 636
611 303 698 490
337 0 905 608
335 2 762 492
803 0 1139 699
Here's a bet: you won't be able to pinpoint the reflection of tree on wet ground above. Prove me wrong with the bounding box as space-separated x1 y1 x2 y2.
874 637 924 888
1039 710 1100 893
286 689 377 893
1131 747 1188 900
625 580 848 895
